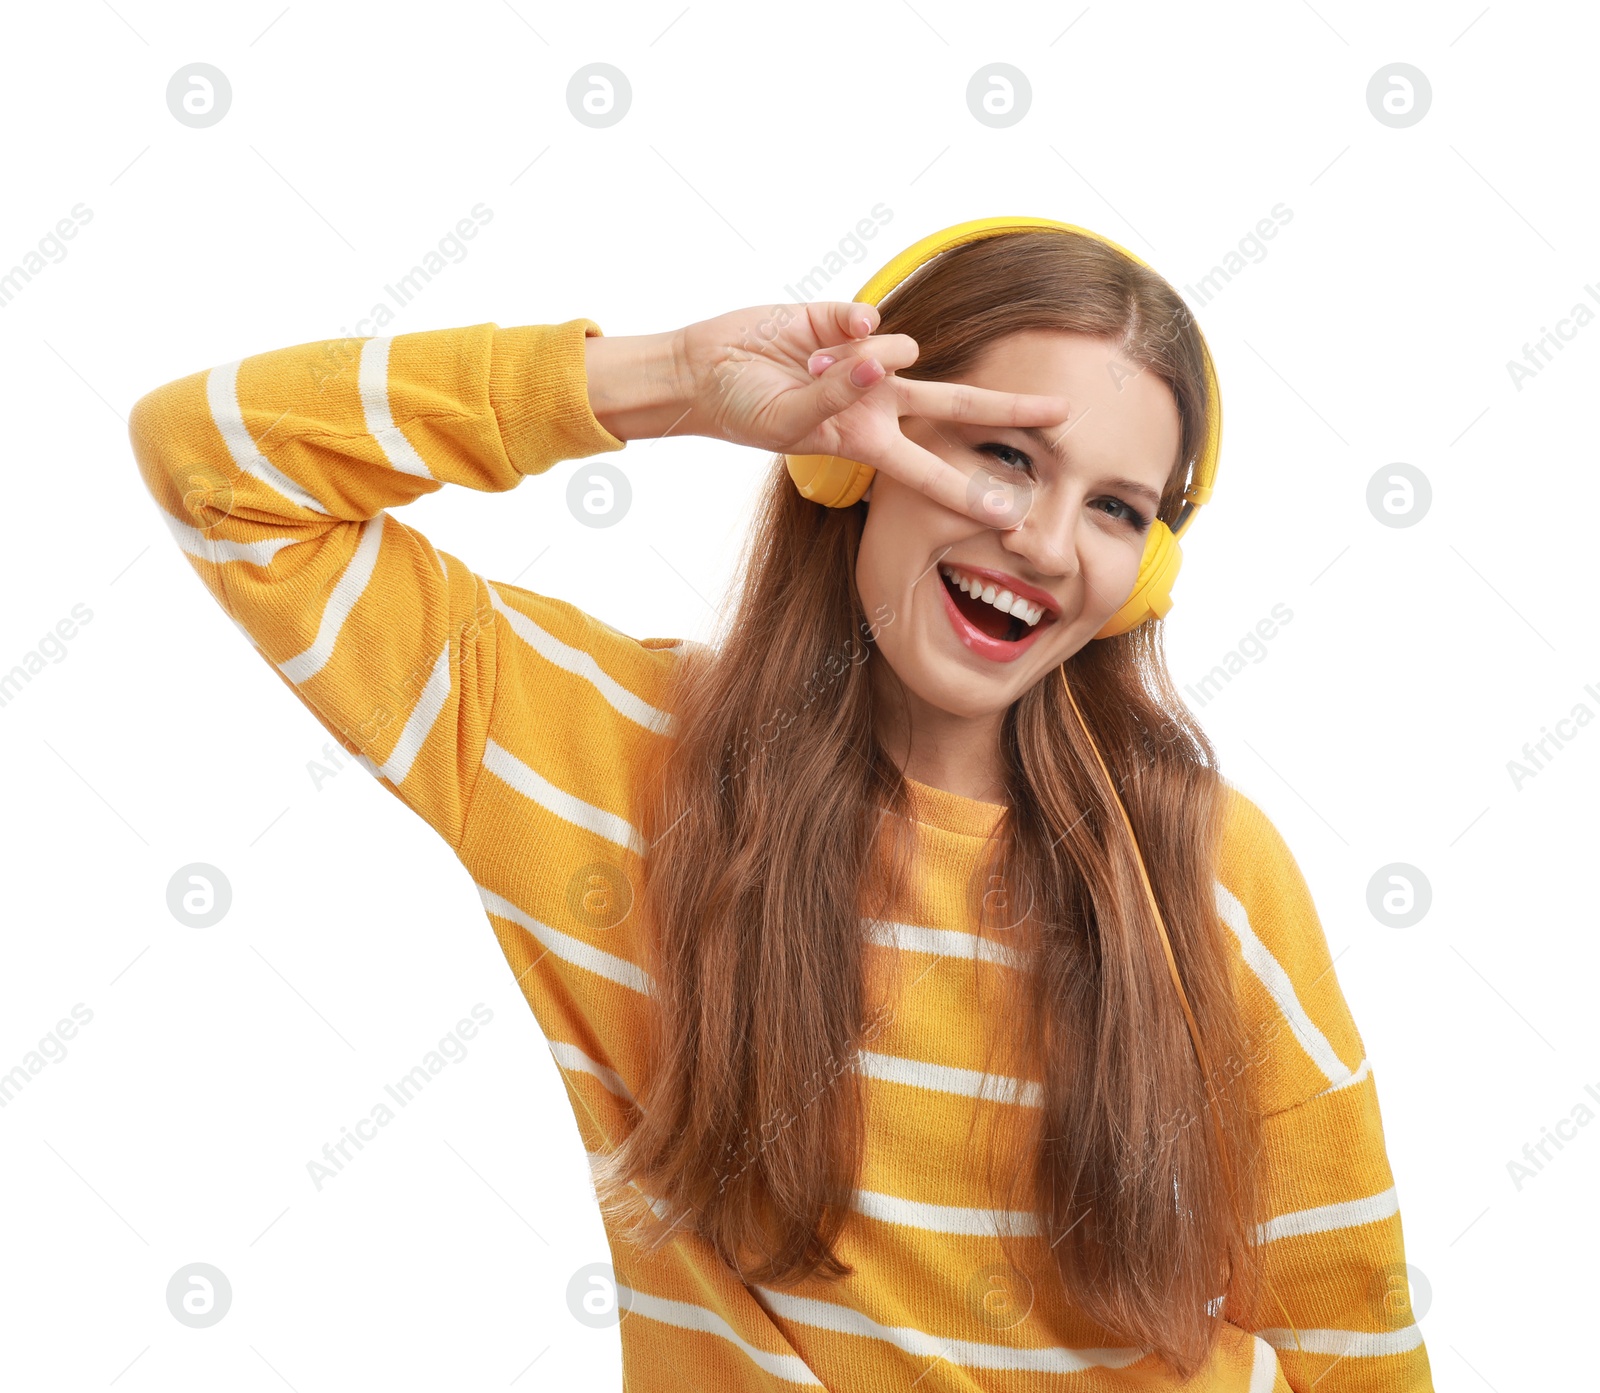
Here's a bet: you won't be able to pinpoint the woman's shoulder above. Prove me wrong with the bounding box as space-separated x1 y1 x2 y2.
1214 780 1313 887
1212 780 1325 963
1214 782 1300 885
1211 779 1370 1107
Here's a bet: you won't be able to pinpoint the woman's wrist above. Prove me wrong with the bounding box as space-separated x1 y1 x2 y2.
583 328 696 441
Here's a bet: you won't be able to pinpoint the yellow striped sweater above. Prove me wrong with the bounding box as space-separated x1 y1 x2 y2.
127 317 1434 1392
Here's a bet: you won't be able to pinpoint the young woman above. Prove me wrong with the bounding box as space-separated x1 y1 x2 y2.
129 221 1433 1392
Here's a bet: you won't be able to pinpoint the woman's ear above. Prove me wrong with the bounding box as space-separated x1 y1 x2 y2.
862 479 874 504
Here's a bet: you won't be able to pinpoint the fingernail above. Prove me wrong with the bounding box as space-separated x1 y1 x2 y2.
855 316 873 337
809 353 835 375
850 357 881 388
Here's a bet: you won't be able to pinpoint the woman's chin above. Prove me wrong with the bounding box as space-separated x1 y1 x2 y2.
885 642 1026 721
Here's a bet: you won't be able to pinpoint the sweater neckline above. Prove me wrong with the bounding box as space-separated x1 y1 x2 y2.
900 774 1009 839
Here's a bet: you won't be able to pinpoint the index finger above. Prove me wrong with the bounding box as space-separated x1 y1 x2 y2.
890 376 1071 429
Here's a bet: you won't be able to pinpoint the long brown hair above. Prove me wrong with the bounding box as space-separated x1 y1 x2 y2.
591 230 1268 1379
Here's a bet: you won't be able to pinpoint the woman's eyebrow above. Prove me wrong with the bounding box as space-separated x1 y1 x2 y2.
1013 426 1164 509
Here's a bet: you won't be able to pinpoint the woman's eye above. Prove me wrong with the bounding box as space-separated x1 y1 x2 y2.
1095 497 1152 530
977 443 1033 474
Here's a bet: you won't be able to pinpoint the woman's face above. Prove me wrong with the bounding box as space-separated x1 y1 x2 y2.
855 329 1183 721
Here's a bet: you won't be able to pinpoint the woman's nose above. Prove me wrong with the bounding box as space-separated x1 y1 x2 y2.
999 492 1081 578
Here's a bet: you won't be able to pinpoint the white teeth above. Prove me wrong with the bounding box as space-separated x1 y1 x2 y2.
939 566 1045 627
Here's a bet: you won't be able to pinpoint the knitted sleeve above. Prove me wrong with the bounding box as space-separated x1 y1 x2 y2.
1248 1076 1432 1391
1215 788 1435 1392
126 319 629 853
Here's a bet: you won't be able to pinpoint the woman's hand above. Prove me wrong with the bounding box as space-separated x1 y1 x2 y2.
673 301 1072 527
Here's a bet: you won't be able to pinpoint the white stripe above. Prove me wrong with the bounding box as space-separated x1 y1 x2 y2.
1213 881 1352 1088
205 360 328 514
752 1286 1145 1374
277 513 388 685
549 1040 635 1104
862 917 1027 971
375 641 452 787
477 886 653 995
487 582 675 736
616 1285 824 1385
851 1187 1037 1238
358 336 436 480
1249 1334 1281 1393
1257 1185 1399 1245
1317 1055 1370 1095
856 1048 1042 1108
481 738 646 856
1256 1324 1424 1358
159 506 299 568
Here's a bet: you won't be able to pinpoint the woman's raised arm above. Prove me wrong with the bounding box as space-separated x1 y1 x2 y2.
127 318 628 853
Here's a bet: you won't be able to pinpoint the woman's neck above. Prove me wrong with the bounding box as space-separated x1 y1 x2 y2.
899 759 1009 806
874 695 1010 806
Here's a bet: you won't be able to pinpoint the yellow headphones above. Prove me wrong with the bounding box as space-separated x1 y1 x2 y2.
787 218 1240 1236
782 215 1221 642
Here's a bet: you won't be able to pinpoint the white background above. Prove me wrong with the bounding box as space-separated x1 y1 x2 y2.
1 1 1592 1387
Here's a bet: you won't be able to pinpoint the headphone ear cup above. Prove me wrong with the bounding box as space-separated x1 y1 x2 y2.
1093 520 1182 640
784 453 876 508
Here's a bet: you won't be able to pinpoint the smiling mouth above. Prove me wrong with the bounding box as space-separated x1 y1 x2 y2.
939 569 1048 644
